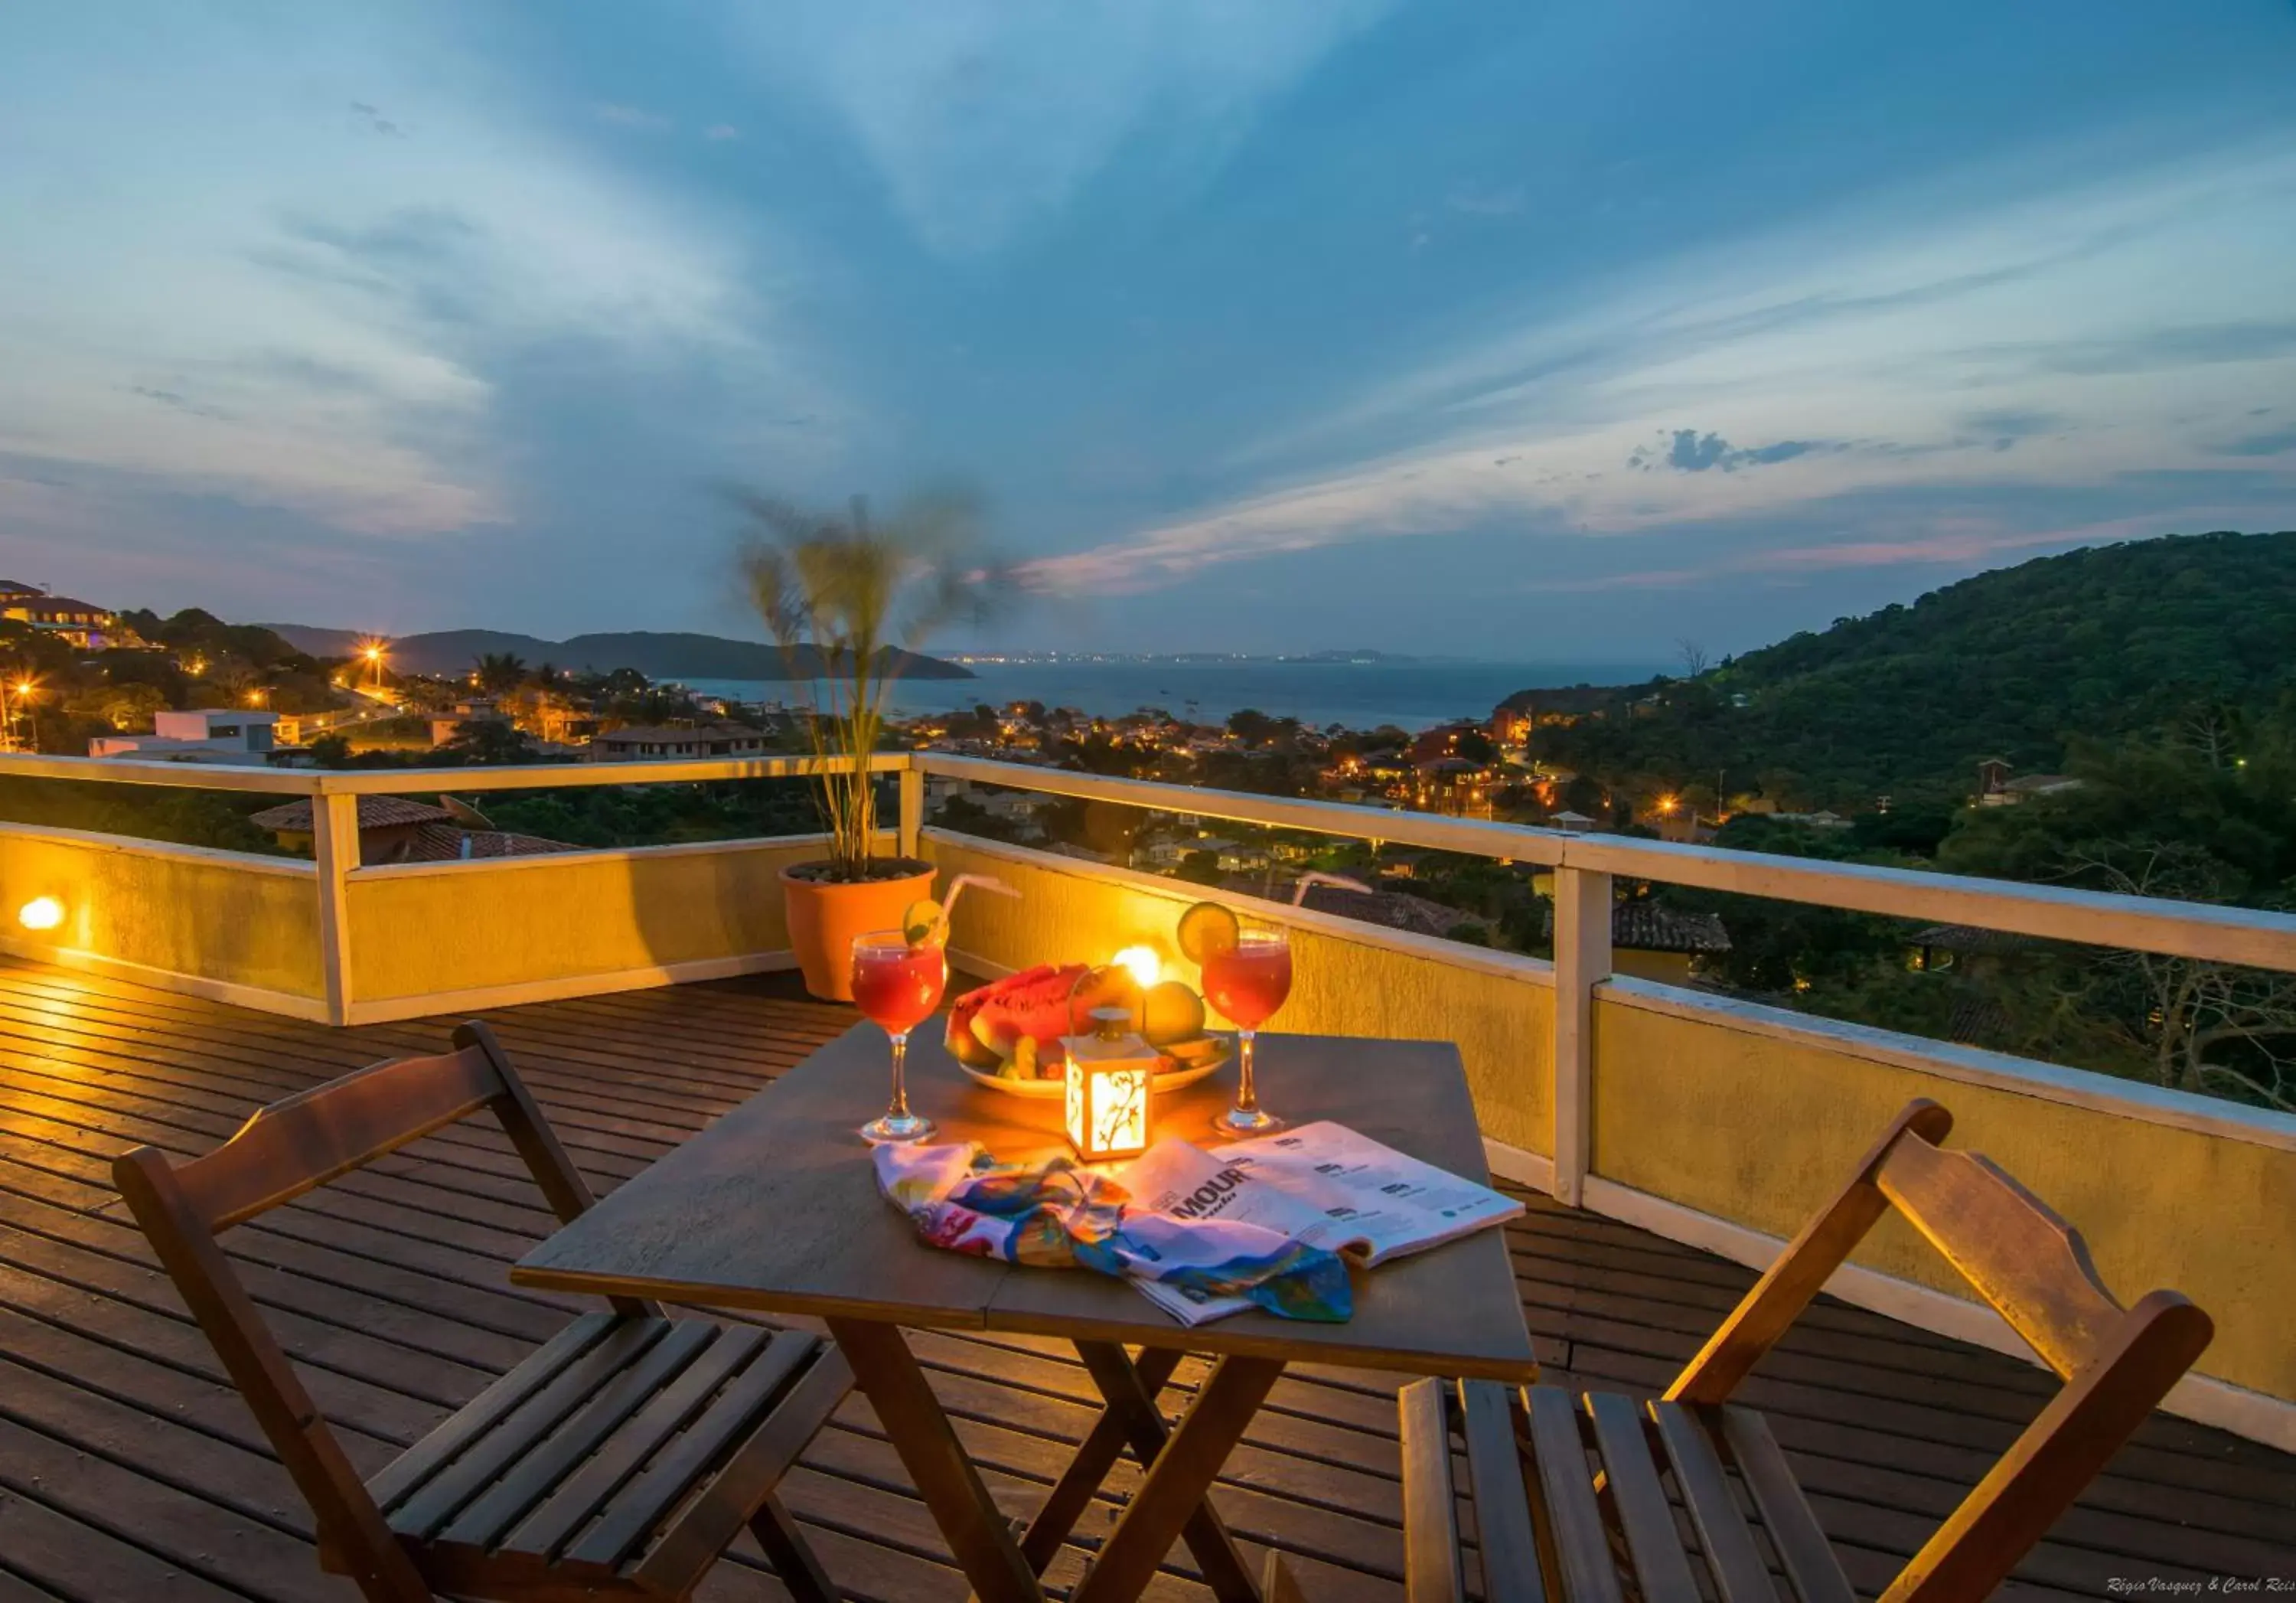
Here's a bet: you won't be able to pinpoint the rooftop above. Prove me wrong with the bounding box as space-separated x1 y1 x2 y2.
249 794 456 831
1 956 2285 1599
595 721 768 744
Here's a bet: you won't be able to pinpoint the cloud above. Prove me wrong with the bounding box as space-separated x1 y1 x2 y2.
1960 406 2061 438
2216 425 2296 457
1629 430 1834 472
349 100 403 138
126 385 231 420
722 0 1395 255
0 13 830 552
1536 527 2105 593
2010 319 2296 377
703 123 740 142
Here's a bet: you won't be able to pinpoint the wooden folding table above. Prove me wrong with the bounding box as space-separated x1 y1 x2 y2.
513 1025 1538 1603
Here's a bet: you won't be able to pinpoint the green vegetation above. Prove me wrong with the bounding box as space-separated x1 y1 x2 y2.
1523 530 2296 808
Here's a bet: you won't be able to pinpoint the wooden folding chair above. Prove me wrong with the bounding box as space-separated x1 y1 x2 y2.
113 1020 853 1603
1400 1098 2215 1603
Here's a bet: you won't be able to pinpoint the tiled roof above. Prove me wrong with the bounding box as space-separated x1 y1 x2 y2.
1912 922 2040 955
595 722 765 745
1540 899 1732 953
1948 991 2014 1047
1609 900 1731 954
367 824 582 864
248 795 455 831
1296 881 1488 939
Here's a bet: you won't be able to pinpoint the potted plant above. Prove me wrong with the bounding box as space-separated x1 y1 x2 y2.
737 485 1002 1000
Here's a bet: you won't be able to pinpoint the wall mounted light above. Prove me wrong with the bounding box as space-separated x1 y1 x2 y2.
18 896 65 932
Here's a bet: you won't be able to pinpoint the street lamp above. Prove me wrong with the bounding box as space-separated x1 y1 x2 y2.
358 640 388 691
0 675 38 754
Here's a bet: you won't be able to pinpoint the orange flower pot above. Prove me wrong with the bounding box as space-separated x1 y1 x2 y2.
780 860 936 1001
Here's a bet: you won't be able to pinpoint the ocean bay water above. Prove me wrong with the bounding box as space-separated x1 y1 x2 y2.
683 659 1660 733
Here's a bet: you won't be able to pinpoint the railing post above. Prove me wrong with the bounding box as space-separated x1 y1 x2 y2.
1551 864 1612 1208
898 763 925 861
312 791 360 1026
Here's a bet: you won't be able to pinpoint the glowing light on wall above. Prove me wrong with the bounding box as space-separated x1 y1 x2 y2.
1111 945 1162 988
18 896 65 932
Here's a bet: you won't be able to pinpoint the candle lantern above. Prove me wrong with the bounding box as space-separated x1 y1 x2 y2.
1060 1007 1156 1161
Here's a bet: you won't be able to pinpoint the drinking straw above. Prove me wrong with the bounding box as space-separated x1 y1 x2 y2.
1291 871 1373 906
935 872 1018 939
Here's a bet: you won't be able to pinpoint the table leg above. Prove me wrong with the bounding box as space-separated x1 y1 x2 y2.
825 1317 1042 1603
1070 1355 1287 1603
1073 1343 1262 1603
1019 1345 1182 1572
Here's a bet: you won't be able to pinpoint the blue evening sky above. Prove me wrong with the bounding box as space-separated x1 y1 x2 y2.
3 2 2293 658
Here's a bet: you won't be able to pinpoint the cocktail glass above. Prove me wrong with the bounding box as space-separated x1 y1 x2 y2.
1200 926 1293 1138
851 929 948 1144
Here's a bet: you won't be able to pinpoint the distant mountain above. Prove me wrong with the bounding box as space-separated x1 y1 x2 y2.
262 625 974 681
1510 529 2296 803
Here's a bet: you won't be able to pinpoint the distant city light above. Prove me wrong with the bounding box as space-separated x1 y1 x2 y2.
17 896 64 932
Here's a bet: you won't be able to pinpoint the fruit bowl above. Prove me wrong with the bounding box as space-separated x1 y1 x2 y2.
955 1032 1234 1100
944 961 1231 1098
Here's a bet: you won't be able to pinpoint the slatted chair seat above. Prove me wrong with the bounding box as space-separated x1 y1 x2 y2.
1399 1099 2216 1603
354 1311 844 1599
1404 1377 1855 1603
113 1020 850 1603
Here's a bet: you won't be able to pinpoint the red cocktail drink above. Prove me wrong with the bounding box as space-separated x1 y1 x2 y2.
1203 927 1292 1138
852 940 946 1036
852 930 947 1144
1202 935 1293 1030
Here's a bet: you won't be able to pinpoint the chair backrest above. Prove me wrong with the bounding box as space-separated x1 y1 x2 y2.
1665 1099 2213 1603
111 1020 648 1601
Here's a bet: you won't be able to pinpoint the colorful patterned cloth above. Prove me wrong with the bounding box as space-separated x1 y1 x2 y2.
873 1141 1353 1322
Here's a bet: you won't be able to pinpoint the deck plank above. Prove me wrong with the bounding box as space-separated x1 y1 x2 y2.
0 956 2285 1601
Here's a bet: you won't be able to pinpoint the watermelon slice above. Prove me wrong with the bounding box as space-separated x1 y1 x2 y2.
945 963 1091 1069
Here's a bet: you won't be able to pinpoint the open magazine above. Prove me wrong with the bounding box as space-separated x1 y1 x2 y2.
1115 1121 1524 1325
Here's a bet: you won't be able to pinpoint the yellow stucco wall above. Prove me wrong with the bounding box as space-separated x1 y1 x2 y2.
344 836 836 1002
923 834 1555 1153
0 824 322 1001
1591 995 2296 1399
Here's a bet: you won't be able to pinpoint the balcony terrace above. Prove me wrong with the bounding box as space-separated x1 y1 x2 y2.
0 751 2289 1597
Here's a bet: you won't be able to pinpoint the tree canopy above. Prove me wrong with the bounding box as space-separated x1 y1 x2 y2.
1523 530 2296 808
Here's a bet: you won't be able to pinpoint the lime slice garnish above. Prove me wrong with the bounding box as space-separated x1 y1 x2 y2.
1176 900 1240 965
902 898 945 946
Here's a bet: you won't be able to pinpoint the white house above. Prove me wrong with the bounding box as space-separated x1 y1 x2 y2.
90 709 282 765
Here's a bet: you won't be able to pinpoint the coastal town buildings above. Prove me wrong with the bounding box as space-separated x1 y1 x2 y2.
89 707 283 765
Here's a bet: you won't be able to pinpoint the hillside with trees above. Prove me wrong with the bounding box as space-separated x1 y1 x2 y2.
1515 529 2296 809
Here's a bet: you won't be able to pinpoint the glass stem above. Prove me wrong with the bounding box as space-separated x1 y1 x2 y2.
888 1031 911 1118
1235 1029 1257 1114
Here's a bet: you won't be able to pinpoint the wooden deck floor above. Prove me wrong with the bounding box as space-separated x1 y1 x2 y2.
0 958 2285 1601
